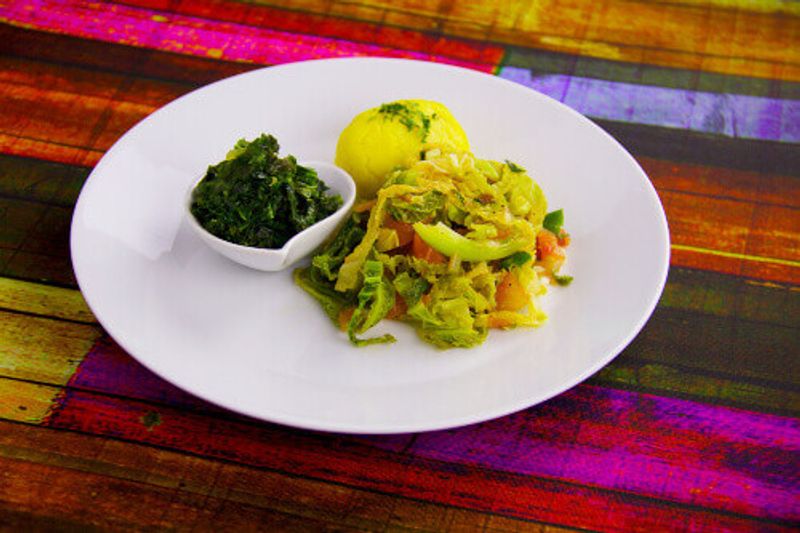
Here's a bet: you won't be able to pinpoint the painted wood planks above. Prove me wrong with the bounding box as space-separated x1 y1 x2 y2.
238 0 800 80
0 1 797 529
0 421 581 532
34 384 797 528
1 268 797 415
0 0 501 72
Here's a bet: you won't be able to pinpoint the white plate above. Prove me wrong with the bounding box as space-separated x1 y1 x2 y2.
71 58 669 434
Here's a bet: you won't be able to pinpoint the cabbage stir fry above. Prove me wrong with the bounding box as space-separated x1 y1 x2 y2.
294 150 571 349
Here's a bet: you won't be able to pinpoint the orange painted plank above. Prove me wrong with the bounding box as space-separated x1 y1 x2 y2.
252 0 800 81
0 61 168 162
641 157 800 209
657 0 800 15
0 132 104 168
662 190 800 284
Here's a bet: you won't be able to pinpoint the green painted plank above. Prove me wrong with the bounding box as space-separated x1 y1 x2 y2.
504 45 798 98
592 361 800 415
0 154 89 207
660 268 800 327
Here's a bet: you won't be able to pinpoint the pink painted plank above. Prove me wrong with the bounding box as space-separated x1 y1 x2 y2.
118 0 504 67
0 0 498 72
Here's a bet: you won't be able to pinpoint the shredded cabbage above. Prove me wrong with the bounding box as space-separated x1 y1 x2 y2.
295 151 566 349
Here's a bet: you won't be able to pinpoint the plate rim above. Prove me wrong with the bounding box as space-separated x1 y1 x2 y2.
70 57 671 434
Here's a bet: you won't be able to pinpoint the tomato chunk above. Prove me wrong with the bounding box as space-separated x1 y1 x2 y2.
383 216 415 248
337 307 355 331
495 272 528 311
411 232 447 264
536 229 566 272
386 294 407 319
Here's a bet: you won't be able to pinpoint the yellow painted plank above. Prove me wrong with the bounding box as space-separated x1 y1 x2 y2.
0 277 95 323
0 378 60 423
651 0 800 16
252 0 800 81
671 244 800 268
0 310 100 385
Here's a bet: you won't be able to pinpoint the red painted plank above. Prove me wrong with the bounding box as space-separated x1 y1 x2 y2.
45 385 799 526
42 388 787 532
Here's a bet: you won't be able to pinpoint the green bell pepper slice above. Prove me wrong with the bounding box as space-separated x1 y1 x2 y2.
412 222 528 262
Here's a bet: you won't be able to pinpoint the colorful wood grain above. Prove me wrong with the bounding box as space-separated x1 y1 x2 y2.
117 0 504 67
500 68 800 142
0 277 94 323
0 422 580 532
37 385 797 530
244 0 800 81
0 379 60 424
0 0 500 72
503 45 800 99
1 55 797 285
0 23 257 86
0 0 798 530
0 311 100 384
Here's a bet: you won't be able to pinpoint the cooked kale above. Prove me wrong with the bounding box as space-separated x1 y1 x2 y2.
190 134 342 249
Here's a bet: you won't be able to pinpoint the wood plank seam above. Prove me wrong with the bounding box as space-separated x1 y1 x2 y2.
23 411 792 530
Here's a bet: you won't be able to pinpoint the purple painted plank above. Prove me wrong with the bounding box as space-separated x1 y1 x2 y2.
69 335 799 520
395 385 800 521
70 335 213 411
499 67 800 142
69 335 414 452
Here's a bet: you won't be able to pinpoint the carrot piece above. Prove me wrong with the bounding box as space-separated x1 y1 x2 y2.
495 272 528 311
557 229 571 247
337 307 355 331
386 294 407 319
353 199 376 213
487 315 514 329
536 229 559 259
411 232 447 264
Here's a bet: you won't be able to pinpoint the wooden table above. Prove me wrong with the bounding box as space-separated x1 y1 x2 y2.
1 1 798 530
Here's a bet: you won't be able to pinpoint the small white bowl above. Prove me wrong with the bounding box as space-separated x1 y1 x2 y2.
186 161 356 271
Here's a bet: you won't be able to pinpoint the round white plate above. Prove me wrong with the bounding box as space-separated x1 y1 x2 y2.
71 58 669 434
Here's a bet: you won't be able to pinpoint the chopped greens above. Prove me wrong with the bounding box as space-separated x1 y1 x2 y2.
190 134 342 249
377 101 436 142
505 160 526 173
553 274 574 286
543 209 565 235
500 251 532 270
348 260 396 346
